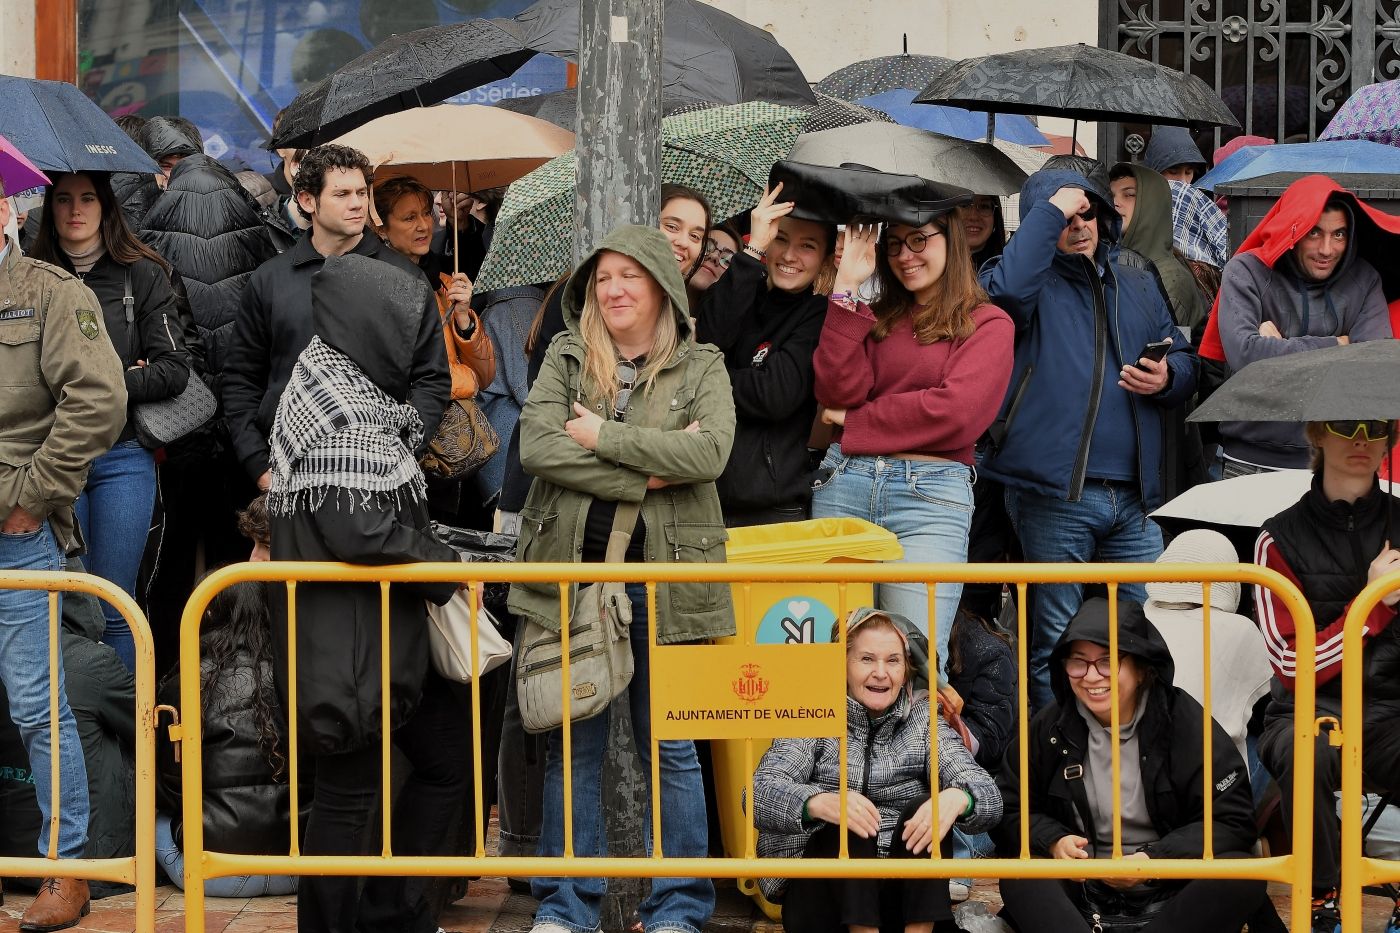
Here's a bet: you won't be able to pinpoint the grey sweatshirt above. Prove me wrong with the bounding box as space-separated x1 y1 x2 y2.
1077 693 1159 858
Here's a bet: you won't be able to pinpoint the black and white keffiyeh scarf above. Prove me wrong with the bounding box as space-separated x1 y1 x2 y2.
267 336 426 517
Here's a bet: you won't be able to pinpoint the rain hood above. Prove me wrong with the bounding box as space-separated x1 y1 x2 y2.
560 224 691 336
1048 597 1176 710
1117 163 1208 328
311 253 433 401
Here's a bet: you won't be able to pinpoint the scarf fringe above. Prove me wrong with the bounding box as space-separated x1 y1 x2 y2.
267 480 426 519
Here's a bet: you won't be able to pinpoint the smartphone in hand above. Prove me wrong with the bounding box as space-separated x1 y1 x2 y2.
1134 338 1173 370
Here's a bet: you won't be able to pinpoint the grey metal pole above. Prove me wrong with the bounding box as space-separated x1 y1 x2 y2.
574 3 664 930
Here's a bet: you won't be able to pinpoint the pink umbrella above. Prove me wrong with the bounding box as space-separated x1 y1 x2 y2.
0 133 51 195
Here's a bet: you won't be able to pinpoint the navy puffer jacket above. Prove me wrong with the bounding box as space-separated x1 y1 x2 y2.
142 154 277 389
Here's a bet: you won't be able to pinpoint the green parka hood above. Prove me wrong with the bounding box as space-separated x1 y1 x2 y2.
560 224 692 337
1116 162 1208 328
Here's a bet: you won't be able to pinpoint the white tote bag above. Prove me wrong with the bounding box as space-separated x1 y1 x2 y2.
426 558 512 683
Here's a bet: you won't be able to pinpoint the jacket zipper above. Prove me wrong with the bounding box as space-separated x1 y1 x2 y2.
522 642 605 675
161 313 178 351
1068 256 1107 501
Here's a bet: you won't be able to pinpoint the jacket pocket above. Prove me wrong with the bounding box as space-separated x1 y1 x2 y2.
517 507 560 562
0 322 42 387
664 521 729 615
665 385 699 429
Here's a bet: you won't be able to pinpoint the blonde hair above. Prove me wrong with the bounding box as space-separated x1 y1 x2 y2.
577 262 682 409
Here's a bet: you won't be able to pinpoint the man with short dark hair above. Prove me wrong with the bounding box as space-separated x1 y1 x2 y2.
222 144 450 491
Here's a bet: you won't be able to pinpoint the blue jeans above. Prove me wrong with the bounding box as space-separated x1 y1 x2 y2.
1004 480 1164 711
155 813 297 897
534 584 713 933
74 438 157 672
0 521 89 859
811 445 973 680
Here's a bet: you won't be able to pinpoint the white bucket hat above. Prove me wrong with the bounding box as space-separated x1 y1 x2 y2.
1147 529 1241 612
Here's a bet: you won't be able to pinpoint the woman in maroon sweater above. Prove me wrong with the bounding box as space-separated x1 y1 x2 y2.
811 213 1014 677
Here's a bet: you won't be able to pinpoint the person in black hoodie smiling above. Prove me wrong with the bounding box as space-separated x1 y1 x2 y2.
994 597 1269 933
696 182 834 526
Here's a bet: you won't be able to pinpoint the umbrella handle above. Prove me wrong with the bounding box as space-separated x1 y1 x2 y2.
452 161 460 278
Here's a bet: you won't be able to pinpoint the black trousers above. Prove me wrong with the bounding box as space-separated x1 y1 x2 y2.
299 672 477 933
781 799 954 933
1259 706 1400 891
999 865 1266 933
959 472 1019 622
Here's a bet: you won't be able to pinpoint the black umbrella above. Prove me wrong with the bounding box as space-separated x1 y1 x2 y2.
914 43 1239 130
768 159 973 227
1188 340 1400 424
0 76 158 174
514 0 816 107
788 122 1027 195
496 87 720 131
271 18 535 149
815 52 955 101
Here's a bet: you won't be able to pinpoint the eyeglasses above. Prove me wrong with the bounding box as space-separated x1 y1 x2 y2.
1324 420 1393 442
703 239 735 268
1064 656 1122 679
614 360 638 421
882 228 945 257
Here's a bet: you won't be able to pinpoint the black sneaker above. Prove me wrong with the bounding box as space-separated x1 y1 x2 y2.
1310 890 1341 933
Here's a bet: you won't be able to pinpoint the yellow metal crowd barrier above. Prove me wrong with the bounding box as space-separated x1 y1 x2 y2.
177 561 1319 933
0 569 158 931
1338 568 1400 929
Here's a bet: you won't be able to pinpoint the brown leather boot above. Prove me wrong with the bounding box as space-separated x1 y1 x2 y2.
19 877 90 932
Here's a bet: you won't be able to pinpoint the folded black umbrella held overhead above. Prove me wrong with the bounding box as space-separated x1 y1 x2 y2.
767 159 973 227
1188 340 1400 424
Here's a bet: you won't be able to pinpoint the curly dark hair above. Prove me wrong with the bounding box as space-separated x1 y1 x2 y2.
236 494 270 548
200 578 286 779
293 143 373 222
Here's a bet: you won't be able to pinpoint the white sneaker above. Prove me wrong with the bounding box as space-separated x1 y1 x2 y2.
531 923 576 933
948 880 971 903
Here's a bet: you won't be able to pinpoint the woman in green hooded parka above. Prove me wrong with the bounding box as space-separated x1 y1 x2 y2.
508 224 736 933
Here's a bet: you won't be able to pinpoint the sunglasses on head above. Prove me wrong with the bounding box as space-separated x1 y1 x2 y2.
1324 420 1393 441
613 360 638 422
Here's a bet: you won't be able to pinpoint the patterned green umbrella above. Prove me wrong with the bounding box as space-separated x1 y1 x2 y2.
476 101 803 291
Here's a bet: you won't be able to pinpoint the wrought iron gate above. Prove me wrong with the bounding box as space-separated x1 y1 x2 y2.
1099 0 1388 160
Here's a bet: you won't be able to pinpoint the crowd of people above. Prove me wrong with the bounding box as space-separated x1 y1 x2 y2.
1 106 1399 933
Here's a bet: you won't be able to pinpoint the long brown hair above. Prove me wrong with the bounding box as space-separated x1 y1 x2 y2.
30 171 172 275
869 210 986 344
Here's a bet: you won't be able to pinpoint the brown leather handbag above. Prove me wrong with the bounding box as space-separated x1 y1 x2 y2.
419 397 500 480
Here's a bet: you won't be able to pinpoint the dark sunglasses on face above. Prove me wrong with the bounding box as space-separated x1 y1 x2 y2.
703 239 736 267
882 228 945 257
1324 419 1393 441
1075 205 1098 222
1064 655 1123 679
614 360 638 421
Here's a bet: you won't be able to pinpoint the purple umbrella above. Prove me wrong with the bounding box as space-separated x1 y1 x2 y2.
1320 79 1400 148
0 133 51 196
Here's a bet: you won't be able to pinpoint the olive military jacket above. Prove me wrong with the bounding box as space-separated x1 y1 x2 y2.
0 238 127 553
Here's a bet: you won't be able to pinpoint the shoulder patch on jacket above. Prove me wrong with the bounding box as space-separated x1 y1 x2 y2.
75 308 100 340
1215 768 1240 794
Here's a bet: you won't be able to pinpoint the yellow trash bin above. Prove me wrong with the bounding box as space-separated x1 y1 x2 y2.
714 517 902 918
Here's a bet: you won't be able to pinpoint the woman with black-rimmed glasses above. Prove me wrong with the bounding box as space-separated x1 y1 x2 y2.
507 224 737 933
687 221 742 309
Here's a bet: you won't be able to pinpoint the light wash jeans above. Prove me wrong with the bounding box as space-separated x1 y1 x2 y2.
1004 480 1164 711
810 444 974 680
533 584 713 933
0 521 89 858
74 437 157 672
155 813 297 896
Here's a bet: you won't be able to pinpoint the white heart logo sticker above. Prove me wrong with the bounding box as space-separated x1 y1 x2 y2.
788 600 811 618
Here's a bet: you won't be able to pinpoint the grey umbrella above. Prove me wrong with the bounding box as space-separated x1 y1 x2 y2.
915 43 1239 129
0 76 158 174
1188 340 1400 423
788 122 1028 195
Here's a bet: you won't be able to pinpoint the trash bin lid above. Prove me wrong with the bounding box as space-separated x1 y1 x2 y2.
725 517 903 563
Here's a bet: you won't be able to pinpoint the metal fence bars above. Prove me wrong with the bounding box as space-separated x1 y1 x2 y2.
176 561 1319 933
0 569 158 931
1339 568 1400 929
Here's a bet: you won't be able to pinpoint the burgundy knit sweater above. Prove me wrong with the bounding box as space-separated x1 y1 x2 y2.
813 296 1015 464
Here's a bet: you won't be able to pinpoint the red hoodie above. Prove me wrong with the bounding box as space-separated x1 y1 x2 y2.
1198 175 1400 361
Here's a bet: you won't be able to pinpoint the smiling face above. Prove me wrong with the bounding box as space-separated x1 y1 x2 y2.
766 216 831 293
1292 207 1349 281
594 250 665 346
962 196 998 252
52 173 103 254
884 221 948 300
691 228 738 293
1056 206 1100 257
660 196 708 276
1064 640 1145 727
1110 175 1137 232
379 191 434 260
846 624 907 714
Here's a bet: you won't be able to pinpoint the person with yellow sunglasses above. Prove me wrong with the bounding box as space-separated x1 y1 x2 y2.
1252 418 1400 930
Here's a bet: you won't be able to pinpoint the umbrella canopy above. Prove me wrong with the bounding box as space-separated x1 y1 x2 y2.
0 133 51 195
515 0 815 107
1151 469 1316 532
1188 340 1400 424
768 160 973 227
1320 79 1400 147
857 89 1049 146
270 18 536 149
0 76 159 174
815 53 955 100
329 104 574 192
475 101 804 291
496 88 724 131
788 122 1028 196
1195 140 1400 190
668 92 894 135
914 43 1239 128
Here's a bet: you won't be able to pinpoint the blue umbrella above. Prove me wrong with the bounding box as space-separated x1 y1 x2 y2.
857 88 1049 147
0 76 159 174
1195 139 1400 191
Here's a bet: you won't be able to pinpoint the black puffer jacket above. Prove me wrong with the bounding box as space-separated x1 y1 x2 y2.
111 172 161 231
994 598 1257 860
695 252 826 515
947 613 1016 771
142 155 278 390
